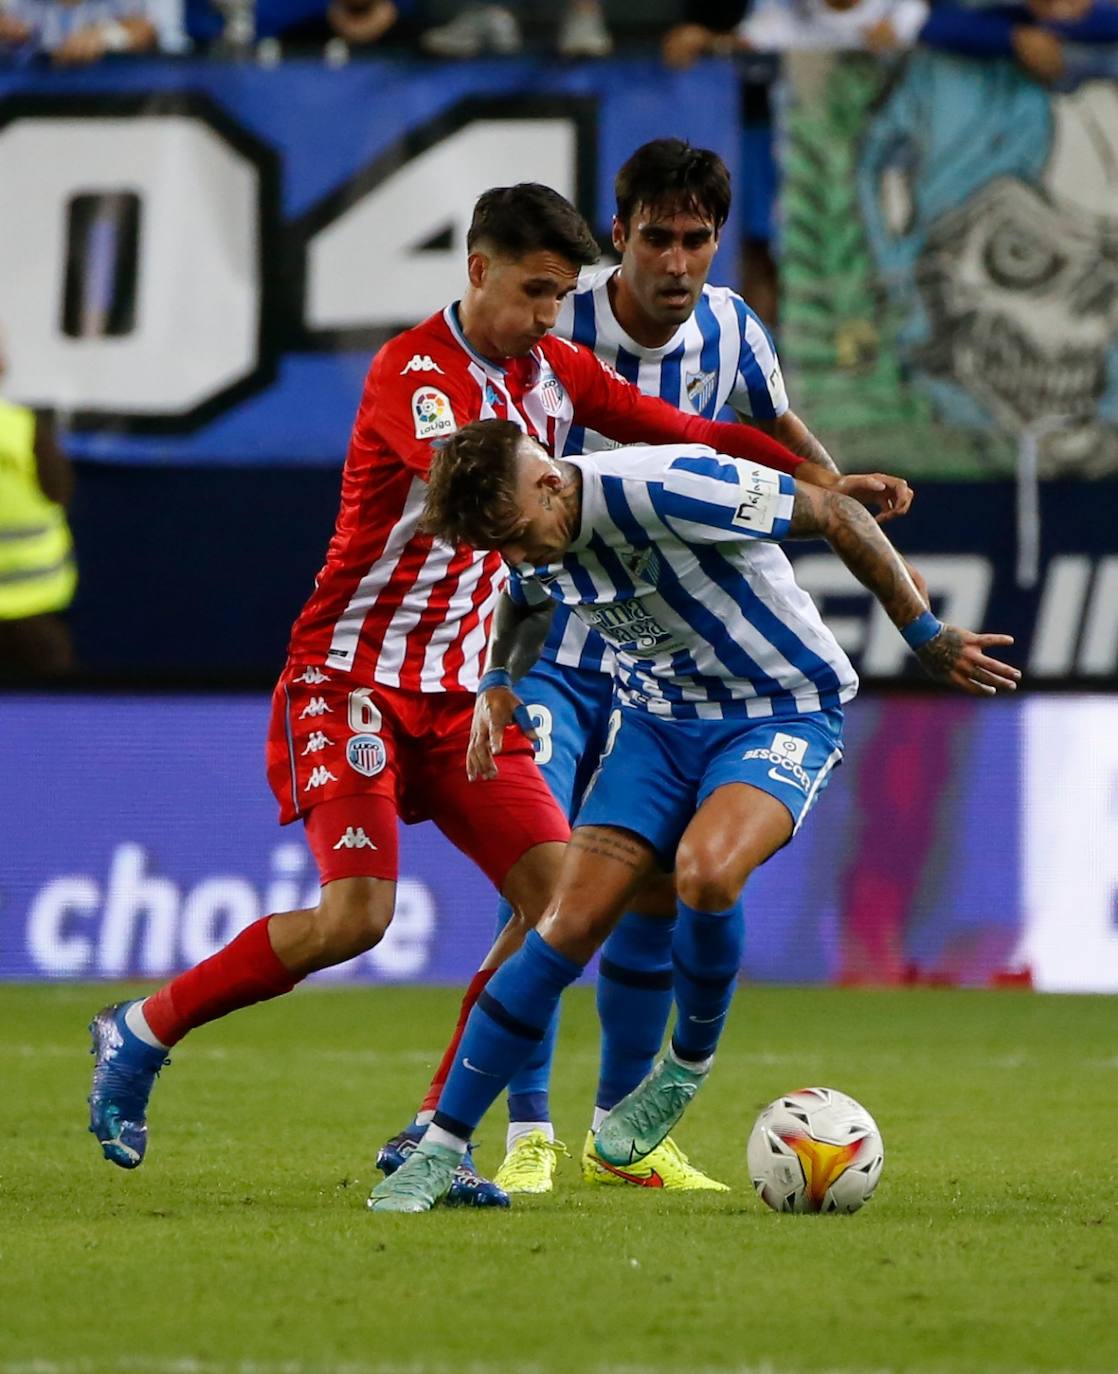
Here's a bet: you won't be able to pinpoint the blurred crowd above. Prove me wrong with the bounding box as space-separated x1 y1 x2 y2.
0 0 1115 83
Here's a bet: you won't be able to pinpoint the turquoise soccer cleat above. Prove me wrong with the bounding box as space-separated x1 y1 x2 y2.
376 1124 510 1207
594 1054 707 1168
367 1141 470 1213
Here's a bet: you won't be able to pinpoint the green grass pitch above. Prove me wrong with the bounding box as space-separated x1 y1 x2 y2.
3 982 1116 1374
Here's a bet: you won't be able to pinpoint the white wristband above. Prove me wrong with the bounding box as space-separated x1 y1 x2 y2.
101 21 130 50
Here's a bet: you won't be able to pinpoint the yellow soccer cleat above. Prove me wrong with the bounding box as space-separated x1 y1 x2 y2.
493 1129 569 1194
581 1130 730 1191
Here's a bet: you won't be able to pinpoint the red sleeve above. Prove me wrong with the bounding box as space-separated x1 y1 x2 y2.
353 339 479 477
553 340 806 476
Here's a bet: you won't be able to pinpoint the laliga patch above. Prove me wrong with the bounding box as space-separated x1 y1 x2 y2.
770 732 808 766
346 733 386 778
411 387 456 440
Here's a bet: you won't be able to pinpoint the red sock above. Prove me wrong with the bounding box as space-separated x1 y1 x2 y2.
418 968 496 1116
143 916 298 1047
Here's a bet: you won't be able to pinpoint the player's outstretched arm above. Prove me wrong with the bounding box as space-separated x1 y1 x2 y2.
788 482 1020 696
560 344 913 518
468 590 551 781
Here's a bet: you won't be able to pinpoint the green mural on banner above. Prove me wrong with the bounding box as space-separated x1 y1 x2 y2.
781 54 1118 479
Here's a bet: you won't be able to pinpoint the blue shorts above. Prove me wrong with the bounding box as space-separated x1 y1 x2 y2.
515 656 616 819
575 706 844 869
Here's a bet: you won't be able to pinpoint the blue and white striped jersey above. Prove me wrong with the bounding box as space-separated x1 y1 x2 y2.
542 267 789 675
4 0 186 52
515 444 857 721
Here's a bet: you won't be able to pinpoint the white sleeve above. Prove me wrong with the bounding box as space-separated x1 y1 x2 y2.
141 0 188 51
648 455 796 545
726 307 790 421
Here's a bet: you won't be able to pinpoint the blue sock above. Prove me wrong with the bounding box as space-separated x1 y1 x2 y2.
434 930 583 1142
671 899 744 1064
492 898 560 1124
595 910 675 1110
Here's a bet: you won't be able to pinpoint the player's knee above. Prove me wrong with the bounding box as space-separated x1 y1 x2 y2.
313 887 393 961
539 903 615 958
674 846 745 914
503 840 566 924
629 871 677 918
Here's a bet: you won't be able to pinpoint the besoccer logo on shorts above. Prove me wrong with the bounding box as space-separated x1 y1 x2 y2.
411 387 456 440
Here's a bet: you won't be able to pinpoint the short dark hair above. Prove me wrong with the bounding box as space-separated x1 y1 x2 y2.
466 184 601 266
614 139 732 232
421 419 527 549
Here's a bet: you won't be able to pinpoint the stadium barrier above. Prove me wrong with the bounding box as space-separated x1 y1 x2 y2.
4 691 1115 992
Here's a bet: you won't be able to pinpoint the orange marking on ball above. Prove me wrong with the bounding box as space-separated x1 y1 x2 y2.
781 1133 862 1209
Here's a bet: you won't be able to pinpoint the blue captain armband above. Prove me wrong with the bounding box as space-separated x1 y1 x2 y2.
901 611 944 650
478 668 513 693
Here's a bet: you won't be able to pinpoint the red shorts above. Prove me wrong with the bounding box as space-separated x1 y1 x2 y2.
265 664 569 889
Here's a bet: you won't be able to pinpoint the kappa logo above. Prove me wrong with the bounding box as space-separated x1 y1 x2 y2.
294 666 330 685
346 733 386 778
299 696 333 719
401 353 444 376
305 765 338 791
332 827 378 850
412 386 456 440
769 361 784 395
302 730 334 755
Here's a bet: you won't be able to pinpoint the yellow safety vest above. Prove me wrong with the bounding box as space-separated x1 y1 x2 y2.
0 399 76 619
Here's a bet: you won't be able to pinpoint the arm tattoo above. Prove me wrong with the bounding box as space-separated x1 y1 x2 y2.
507 600 556 682
782 422 840 474
762 411 841 475
486 590 553 683
569 827 650 874
790 485 925 630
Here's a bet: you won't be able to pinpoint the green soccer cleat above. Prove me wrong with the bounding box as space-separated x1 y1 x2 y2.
594 1054 708 1168
581 1130 729 1191
493 1130 568 1194
367 1141 468 1213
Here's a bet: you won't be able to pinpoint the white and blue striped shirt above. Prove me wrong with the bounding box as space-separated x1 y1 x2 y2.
3 0 186 52
543 267 789 675
515 445 857 721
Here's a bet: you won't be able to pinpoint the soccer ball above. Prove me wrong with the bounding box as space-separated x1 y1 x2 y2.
747 1087 884 1214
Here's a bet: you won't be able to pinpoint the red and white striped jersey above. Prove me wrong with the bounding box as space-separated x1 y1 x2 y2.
285 303 806 695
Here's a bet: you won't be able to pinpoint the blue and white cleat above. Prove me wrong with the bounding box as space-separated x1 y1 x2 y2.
442 1148 510 1208
88 1002 169 1169
375 1124 425 1176
376 1123 509 1208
